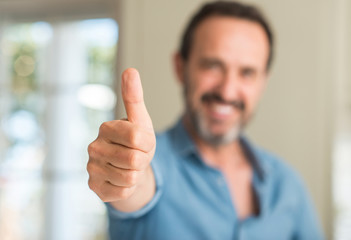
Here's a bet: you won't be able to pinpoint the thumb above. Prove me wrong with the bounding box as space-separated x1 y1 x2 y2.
121 68 153 129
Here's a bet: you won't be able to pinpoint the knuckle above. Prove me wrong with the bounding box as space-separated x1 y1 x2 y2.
86 161 99 176
128 129 141 147
86 162 94 174
98 122 106 134
128 151 140 169
99 121 112 135
88 141 106 159
88 142 104 159
87 142 96 157
118 187 133 200
125 171 138 186
88 177 97 192
99 184 112 202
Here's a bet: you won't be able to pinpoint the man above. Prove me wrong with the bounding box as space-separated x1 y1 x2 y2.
87 1 324 239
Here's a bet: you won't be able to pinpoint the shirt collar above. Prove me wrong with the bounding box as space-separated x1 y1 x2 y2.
239 136 266 181
169 118 198 156
169 118 268 181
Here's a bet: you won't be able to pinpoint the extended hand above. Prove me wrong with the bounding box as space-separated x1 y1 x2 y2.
87 68 156 210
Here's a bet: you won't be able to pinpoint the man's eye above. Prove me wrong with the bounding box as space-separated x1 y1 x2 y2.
241 68 255 78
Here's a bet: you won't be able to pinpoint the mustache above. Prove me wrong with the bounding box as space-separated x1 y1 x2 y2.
201 93 245 111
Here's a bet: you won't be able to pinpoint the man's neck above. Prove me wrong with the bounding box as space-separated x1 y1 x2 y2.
182 116 246 170
182 115 259 219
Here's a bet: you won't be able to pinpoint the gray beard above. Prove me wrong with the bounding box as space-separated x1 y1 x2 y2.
183 70 245 146
188 107 243 146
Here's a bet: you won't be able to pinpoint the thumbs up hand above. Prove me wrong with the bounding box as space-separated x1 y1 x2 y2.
87 68 156 212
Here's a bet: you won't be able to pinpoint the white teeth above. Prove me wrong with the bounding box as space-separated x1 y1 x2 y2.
212 103 232 115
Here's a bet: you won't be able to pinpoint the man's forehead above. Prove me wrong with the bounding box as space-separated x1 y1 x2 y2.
193 16 268 44
190 16 269 66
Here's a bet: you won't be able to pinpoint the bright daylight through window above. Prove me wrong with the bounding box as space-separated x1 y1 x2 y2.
0 18 118 240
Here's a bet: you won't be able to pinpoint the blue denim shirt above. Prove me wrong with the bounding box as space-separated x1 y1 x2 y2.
106 120 324 240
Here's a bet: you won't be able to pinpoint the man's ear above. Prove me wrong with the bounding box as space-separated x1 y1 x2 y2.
173 52 185 85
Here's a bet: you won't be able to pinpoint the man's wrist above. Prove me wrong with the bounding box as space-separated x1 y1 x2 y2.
110 165 156 213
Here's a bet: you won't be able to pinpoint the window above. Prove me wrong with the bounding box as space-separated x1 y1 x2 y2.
0 18 118 240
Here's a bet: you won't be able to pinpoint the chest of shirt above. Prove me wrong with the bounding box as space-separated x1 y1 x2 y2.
151 151 298 240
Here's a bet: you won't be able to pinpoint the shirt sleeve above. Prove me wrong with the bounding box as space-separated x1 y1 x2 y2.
105 159 163 220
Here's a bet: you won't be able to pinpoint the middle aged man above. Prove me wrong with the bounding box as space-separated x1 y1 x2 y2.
87 1 324 239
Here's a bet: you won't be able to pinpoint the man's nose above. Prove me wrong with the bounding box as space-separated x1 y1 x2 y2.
216 70 242 101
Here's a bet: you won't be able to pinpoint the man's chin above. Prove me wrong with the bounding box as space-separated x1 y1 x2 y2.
188 110 243 145
198 126 242 146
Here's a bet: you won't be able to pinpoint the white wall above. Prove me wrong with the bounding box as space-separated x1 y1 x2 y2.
115 0 350 239
245 1 335 238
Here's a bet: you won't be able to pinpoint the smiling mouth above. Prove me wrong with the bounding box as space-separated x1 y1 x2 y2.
201 93 245 112
209 102 233 116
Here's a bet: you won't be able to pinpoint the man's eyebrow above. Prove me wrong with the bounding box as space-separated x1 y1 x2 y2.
199 57 224 65
241 65 257 71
